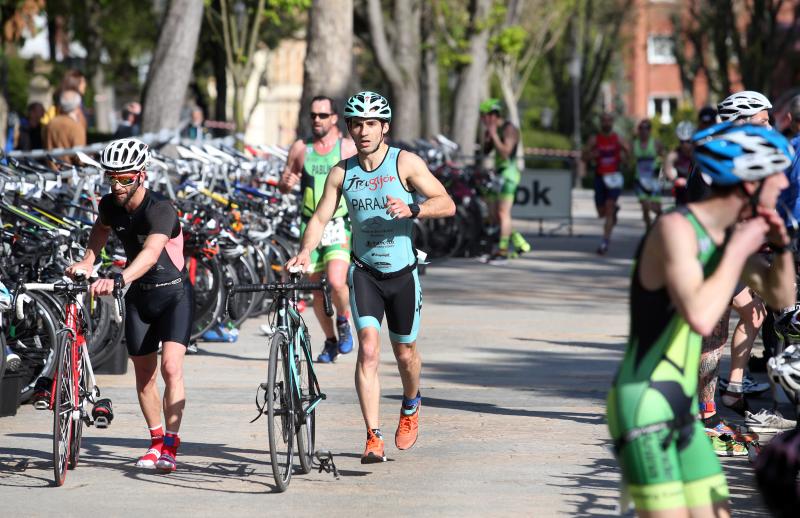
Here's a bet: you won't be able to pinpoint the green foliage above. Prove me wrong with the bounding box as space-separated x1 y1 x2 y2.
490 25 527 59
2 54 30 114
522 128 572 150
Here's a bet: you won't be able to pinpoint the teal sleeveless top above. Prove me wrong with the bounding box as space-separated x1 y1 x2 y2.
342 147 416 274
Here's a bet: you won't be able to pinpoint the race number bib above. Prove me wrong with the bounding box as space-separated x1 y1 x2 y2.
321 218 347 247
602 172 624 190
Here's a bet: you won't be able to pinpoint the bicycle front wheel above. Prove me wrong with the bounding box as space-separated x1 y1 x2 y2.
295 333 318 475
267 331 294 492
68 344 89 470
53 334 74 486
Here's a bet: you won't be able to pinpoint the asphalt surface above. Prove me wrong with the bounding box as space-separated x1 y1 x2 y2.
0 190 775 516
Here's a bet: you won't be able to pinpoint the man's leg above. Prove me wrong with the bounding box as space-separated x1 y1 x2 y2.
355 327 381 429
640 199 651 229
497 198 513 256
310 271 335 339
131 352 165 468
131 352 161 427
155 341 186 472
699 311 729 420
160 341 186 432
722 290 765 412
392 340 421 401
326 257 354 354
603 197 618 241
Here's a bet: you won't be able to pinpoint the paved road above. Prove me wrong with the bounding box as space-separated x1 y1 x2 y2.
0 191 772 516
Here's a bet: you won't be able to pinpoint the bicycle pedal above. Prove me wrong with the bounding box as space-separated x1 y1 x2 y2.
259 382 269 390
33 400 49 411
94 416 110 429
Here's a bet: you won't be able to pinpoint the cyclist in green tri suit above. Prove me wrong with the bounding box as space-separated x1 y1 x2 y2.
279 95 357 362
607 122 795 517
479 98 530 265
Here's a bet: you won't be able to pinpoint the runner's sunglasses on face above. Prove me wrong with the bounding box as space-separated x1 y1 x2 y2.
105 174 139 187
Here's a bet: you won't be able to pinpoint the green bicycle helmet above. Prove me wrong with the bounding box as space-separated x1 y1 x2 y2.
344 91 392 121
479 98 502 115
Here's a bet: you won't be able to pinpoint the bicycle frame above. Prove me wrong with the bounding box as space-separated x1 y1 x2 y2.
46 294 99 415
273 291 323 417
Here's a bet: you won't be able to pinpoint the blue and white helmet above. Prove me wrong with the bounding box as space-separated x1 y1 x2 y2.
344 91 392 121
692 122 793 185
717 90 772 123
100 138 150 173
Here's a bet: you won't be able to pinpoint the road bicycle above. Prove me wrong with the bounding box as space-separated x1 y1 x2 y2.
228 268 331 492
13 272 123 486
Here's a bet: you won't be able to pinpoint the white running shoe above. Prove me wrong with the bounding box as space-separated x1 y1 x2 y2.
135 447 161 469
745 408 796 433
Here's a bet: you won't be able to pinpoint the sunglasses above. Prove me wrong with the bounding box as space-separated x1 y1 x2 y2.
310 112 332 120
105 175 139 187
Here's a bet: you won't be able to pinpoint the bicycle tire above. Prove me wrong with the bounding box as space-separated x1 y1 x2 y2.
189 255 225 341
68 343 89 470
53 333 73 486
226 256 259 327
295 331 317 475
267 331 294 492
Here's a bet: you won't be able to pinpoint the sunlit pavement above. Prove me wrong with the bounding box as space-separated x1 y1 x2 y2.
0 190 770 516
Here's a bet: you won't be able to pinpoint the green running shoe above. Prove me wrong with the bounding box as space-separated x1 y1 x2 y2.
511 232 530 253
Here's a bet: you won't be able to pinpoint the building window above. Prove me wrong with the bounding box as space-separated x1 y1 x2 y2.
647 35 676 65
648 97 678 123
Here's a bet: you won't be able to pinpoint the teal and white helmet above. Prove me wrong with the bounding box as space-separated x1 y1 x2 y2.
344 91 392 121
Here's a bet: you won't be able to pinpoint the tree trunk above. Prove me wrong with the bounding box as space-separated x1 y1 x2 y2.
365 0 421 142
298 0 353 138
450 0 492 160
421 0 439 139
212 43 228 124
142 0 204 133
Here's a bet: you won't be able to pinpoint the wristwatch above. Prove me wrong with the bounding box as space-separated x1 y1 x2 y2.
408 203 421 219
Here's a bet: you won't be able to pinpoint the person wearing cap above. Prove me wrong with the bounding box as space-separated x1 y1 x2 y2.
478 98 531 264
607 121 795 517
66 138 194 473
286 91 455 464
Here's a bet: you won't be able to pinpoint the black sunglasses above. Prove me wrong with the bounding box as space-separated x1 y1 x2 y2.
310 112 333 120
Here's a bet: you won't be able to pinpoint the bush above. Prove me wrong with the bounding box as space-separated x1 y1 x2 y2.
2 56 31 115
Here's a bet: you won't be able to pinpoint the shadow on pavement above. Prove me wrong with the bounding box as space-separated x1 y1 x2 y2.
424 347 617 401
384 395 604 424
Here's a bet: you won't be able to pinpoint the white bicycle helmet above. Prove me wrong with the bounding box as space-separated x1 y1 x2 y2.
344 91 392 121
100 138 150 173
675 121 696 141
767 344 800 402
717 90 772 122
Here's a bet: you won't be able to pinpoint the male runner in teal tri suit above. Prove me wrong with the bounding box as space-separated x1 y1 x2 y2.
287 91 455 464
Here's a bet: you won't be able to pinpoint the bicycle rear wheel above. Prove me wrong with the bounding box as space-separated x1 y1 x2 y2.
267 331 294 492
295 333 318 475
53 334 73 486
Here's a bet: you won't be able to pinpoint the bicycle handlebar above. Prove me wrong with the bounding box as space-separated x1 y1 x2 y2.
15 281 124 323
230 277 333 317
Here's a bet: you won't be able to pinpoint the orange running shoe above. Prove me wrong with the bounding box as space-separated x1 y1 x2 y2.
361 429 386 464
395 400 420 450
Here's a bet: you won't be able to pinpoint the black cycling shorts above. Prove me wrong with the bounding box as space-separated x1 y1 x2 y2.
125 277 194 356
347 264 421 343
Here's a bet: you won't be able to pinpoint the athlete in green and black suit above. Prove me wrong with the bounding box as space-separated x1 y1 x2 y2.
607 122 795 516
479 98 530 264
279 95 357 362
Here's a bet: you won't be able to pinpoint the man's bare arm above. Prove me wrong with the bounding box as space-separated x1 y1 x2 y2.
278 140 306 194
401 152 455 219
298 164 346 254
